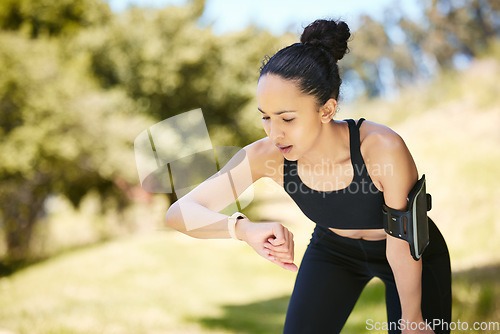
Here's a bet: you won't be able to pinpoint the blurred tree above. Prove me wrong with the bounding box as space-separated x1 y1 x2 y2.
343 16 391 97
77 1 287 146
399 0 500 69
0 0 111 38
0 0 286 262
0 32 148 262
342 0 499 97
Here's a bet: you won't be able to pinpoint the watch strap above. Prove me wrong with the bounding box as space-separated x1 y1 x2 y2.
228 212 247 240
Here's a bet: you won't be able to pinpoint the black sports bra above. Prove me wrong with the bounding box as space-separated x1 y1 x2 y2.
283 119 384 230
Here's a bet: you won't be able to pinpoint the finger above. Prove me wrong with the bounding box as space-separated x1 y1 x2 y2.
263 247 289 259
268 255 298 272
263 245 293 262
268 230 294 255
261 247 297 271
274 260 298 271
265 247 292 263
287 230 295 262
269 224 286 246
264 242 289 253
268 237 285 246
265 245 291 257
264 232 294 261
268 253 294 263
265 227 291 250
265 247 294 263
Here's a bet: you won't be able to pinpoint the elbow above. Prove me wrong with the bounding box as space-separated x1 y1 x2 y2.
386 236 418 268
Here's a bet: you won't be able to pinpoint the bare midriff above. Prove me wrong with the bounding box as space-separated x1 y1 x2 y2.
328 228 387 241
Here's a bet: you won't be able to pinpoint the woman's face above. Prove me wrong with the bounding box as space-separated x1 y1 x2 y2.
257 74 325 161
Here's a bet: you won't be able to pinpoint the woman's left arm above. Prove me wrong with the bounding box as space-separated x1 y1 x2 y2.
364 127 432 333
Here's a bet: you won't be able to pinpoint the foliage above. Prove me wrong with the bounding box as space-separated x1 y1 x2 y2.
344 0 500 98
0 0 111 38
0 0 288 262
77 3 289 146
0 32 148 261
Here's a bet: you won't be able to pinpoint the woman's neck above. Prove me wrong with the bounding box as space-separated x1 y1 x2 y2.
299 120 349 168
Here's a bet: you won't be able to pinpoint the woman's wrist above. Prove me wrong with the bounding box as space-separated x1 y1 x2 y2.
235 218 252 242
401 312 425 326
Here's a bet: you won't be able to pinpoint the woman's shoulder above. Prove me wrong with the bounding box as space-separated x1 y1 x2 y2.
358 119 406 155
243 137 284 181
358 119 415 184
357 119 418 193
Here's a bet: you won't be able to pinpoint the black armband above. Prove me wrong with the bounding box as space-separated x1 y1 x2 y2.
382 175 432 261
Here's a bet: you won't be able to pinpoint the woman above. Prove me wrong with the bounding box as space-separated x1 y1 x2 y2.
166 19 451 334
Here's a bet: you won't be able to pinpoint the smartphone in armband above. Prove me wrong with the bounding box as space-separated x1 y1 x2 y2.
382 175 431 261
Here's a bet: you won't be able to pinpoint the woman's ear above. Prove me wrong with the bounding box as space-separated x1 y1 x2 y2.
319 98 338 123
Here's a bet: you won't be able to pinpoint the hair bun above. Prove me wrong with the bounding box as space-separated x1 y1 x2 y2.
300 19 350 62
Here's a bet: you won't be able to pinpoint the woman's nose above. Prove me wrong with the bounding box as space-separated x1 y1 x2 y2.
268 121 284 141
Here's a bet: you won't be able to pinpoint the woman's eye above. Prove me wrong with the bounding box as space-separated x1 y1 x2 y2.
261 116 294 123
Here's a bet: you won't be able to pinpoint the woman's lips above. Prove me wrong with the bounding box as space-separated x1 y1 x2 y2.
277 145 293 154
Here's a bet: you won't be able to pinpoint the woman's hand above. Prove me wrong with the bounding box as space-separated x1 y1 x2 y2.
236 219 298 272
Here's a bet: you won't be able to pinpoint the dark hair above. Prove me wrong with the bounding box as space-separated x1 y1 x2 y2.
259 19 350 105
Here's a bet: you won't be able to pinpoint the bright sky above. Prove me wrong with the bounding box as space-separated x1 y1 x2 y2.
107 0 423 35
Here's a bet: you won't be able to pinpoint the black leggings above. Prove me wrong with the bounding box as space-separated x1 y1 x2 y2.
283 219 451 334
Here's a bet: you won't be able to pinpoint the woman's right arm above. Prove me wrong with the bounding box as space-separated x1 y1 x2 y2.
165 138 297 271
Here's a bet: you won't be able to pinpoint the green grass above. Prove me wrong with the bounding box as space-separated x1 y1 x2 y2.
0 230 296 334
